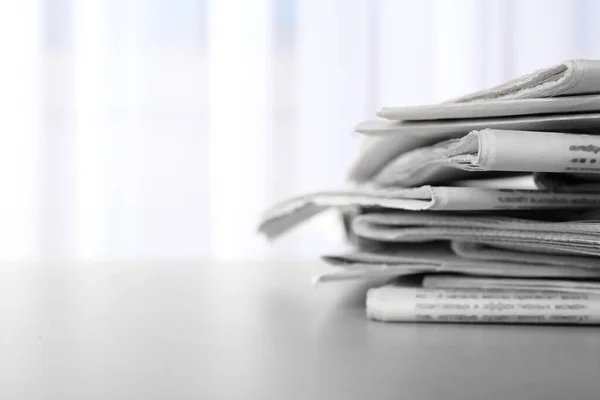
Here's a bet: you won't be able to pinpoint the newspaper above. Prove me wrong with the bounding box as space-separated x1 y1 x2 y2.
464 240 600 258
349 115 600 183
316 263 600 284
355 112 600 137
323 241 600 270
318 231 600 284
351 211 600 257
258 186 600 239
378 60 600 120
366 284 600 324
422 275 600 295
348 134 446 183
448 59 600 102
351 210 600 237
373 129 600 187
316 244 600 285
371 135 501 187
378 94 600 121
450 241 600 269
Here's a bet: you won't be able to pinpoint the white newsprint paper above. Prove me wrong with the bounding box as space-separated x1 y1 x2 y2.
316 242 600 284
367 285 600 324
258 187 600 239
449 59 600 102
355 112 600 137
422 275 600 295
350 211 600 257
373 130 600 187
378 94 600 121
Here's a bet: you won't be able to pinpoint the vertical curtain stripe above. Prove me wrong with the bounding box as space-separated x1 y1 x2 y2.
0 1 43 259
208 0 271 260
73 0 111 259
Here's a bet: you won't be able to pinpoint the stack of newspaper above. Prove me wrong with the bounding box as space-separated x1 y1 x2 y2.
259 59 600 324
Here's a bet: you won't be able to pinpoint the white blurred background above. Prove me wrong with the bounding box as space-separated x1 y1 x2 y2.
2 0 600 262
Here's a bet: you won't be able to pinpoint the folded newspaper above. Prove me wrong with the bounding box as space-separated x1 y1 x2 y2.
372 129 600 187
259 59 600 325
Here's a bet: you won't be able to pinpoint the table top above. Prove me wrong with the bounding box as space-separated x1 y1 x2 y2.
1 261 600 400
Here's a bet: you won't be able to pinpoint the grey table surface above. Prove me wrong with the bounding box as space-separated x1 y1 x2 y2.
1 261 600 400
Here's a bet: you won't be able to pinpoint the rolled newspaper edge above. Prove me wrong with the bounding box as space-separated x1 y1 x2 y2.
367 285 600 324
374 129 600 187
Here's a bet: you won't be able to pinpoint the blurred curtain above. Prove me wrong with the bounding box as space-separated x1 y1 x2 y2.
1 0 598 261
